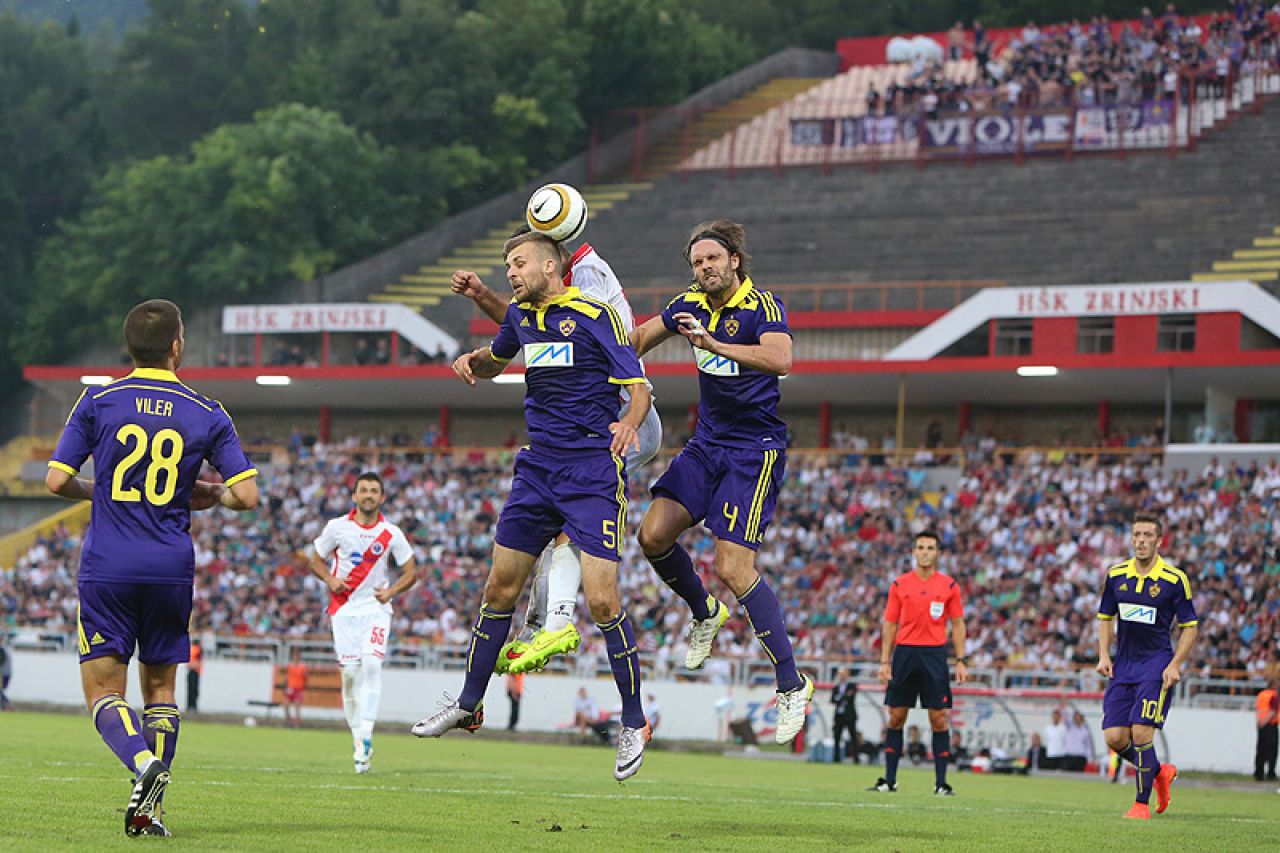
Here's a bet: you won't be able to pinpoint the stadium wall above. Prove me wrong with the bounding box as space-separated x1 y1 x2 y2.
8 650 1257 772
225 402 1182 449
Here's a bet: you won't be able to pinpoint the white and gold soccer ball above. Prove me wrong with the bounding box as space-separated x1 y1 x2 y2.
525 183 589 243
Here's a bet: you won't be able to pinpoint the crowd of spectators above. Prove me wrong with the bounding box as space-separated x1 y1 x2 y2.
4 447 1279 682
869 3 1280 118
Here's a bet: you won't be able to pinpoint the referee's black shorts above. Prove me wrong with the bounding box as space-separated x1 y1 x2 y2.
885 644 952 710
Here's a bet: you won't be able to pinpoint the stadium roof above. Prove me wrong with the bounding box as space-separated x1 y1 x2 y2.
23 280 1280 412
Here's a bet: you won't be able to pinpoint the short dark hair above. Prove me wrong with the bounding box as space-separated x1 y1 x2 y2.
914 530 941 546
354 471 384 492
684 219 750 281
1131 512 1163 536
124 299 182 367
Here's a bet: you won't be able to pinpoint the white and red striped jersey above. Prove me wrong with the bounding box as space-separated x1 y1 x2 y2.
313 511 413 616
566 244 635 331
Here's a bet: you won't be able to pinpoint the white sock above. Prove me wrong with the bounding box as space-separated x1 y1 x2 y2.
340 664 361 733
357 656 382 741
543 543 582 633
523 549 551 638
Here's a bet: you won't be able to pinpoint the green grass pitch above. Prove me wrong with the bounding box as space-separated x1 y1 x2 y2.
1 711 1275 850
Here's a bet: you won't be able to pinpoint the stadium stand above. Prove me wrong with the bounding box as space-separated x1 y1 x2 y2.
564 101 1280 291
5 449 1278 692
681 11 1280 171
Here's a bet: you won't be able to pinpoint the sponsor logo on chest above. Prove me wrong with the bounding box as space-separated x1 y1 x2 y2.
524 342 575 368
1118 602 1157 624
694 346 740 377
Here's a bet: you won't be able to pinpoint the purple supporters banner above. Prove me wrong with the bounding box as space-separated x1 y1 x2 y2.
839 116 902 146
921 109 1074 157
789 118 836 146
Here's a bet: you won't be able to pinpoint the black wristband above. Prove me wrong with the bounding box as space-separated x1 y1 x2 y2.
956 656 969 665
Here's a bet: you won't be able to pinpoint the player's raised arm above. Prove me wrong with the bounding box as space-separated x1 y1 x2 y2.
452 346 507 385
630 314 677 357
451 270 508 324
675 317 792 376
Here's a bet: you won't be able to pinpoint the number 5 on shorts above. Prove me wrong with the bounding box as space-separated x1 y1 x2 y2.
602 520 616 550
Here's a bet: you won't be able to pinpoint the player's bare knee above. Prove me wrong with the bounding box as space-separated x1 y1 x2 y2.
928 710 950 731
1104 730 1131 752
585 594 619 624
887 707 909 729
637 520 674 556
482 577 521 610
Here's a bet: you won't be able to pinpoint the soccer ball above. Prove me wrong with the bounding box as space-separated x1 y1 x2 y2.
525 183 589 243
243 715 257 728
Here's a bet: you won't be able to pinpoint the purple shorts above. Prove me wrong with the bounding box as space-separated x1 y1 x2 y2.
651 439 785 551
1101 679 1173 730
77 581 193 666
495 445 627 561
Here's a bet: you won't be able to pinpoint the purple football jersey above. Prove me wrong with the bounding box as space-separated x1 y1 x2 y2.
51 368 256 584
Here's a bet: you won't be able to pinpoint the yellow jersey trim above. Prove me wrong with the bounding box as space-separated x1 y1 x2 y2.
1109 557 1191 597
64 388 89 426
1178 620 1198 628
48 460 78 476
223 468 259 488
1096 613 1116 621
490 353 513 364
609 377 646 386
93 384 214 412
128 367 179 382
576 295 629 345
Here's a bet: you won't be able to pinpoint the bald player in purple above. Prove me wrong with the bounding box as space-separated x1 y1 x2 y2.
630 219 813 744
1096 512 1197 820
47 299 259 837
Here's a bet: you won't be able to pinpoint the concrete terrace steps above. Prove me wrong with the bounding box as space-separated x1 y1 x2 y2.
636 78 827 175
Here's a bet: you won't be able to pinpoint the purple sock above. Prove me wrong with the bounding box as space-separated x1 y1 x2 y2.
646 544 712 619
1117 743 1138 765
598 611 646 729
143 703 180 805
737 577 802 692
932 730 951 787
884 727 904 783
143 703 181 767
92 694 156 776
458 605 513 712
1134 741 1162 804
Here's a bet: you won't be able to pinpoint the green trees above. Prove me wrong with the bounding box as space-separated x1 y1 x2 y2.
14 104 424 365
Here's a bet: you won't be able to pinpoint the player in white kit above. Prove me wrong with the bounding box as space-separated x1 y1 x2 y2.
308 472 418 772
451 231 662 674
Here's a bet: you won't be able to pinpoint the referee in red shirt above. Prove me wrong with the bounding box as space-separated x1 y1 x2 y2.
868 530 968 795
